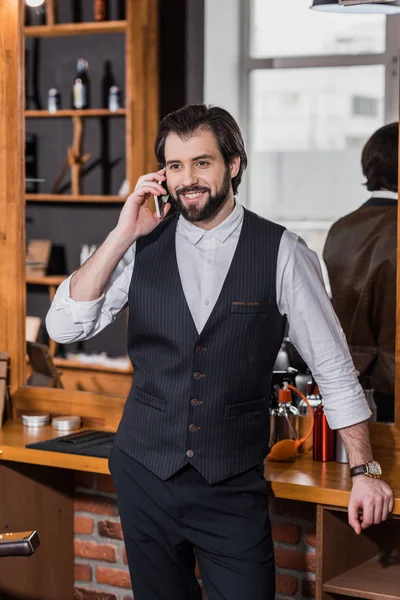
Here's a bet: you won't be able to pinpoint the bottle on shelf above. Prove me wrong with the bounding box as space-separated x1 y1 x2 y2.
299 379 322 453
270 384 300 447
47 88 61 114
94 0 107 21
108 86 121 112
72 59 90 110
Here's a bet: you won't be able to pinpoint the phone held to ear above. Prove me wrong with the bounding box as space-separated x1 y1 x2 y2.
154 173 169 219
154 193 169 219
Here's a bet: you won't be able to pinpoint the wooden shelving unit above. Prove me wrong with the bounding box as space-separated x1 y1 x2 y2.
24 21 127 38
54 357 133 375
323 555 400 600
26 194 125 203
24 0 158 393
317 506 400 600
25 109 126 117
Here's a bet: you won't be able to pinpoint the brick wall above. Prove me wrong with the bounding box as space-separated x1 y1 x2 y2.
74 473 316 600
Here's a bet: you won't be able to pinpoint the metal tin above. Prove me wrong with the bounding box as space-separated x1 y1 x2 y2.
51 416 81 431
21 413 50 427
336 431 349 464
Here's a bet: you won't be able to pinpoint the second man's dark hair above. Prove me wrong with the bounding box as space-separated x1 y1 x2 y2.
361 122 398 192
155 104 248 195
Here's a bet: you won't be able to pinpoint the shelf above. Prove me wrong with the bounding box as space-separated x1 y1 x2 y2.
24 21 127 38
323 554 400 600
26 275 67 286
54 357 133 375
25 109 126 118
26 194 126 203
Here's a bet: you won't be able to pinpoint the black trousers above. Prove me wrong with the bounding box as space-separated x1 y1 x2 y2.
109 445 275 600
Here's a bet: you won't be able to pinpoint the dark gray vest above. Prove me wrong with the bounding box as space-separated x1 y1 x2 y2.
115 208 286 484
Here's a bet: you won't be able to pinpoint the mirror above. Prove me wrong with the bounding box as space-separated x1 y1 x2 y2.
244 0 399 423
1 0 399 434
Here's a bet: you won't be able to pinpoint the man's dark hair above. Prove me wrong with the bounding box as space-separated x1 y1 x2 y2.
155 105 248 195
361 122 398 192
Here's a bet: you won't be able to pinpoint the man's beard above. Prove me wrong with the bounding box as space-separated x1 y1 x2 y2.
170 167 231 223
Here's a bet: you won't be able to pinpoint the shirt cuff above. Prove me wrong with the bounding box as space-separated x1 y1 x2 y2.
323 391 372 430
53 275 105 324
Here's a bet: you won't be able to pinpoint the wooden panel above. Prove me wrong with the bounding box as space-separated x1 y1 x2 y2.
126 0 148 190
24 21 127 38
0 0 26 396
0 461 74 599
144 0 159 173
26 194 125 203
12 386 126 430
45 0 55 27
25 109 126 117
54 357 132 374
57 365 132 396
324 555 400 600
0 422 110 473
316 506 379 600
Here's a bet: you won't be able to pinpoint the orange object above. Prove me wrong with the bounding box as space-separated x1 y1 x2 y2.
267 383 315 462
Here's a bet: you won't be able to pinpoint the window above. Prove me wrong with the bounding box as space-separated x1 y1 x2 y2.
352 95 379 117
251 0 386 57
241 0 399 277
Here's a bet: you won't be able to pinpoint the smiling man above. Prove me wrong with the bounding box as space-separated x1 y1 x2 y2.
46 104 393 600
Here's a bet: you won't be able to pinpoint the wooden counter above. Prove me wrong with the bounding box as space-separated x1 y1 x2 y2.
1 420 400 514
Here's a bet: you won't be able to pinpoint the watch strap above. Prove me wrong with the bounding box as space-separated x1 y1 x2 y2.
350 464 368 478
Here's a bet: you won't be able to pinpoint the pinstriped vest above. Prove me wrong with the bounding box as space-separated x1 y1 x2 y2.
114 208 286 484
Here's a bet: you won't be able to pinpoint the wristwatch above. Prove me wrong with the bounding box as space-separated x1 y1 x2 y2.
350 461 382 479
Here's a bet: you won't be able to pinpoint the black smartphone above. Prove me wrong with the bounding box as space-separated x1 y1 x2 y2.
154 171 169 219
0 530 40 557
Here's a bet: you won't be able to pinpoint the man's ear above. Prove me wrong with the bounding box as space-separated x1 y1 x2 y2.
230 156 241 179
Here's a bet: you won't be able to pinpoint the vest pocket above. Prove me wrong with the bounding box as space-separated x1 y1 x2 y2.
133 388 166 412
224 397 265 417
231 301 271 314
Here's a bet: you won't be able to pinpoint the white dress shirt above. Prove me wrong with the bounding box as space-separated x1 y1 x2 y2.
46 202 371 430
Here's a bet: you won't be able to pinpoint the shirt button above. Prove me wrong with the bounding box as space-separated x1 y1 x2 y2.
207 259 212 265
188 424 196 432
194 372 202 380
204 299 210 306
191 399 199 406
186 449 195 458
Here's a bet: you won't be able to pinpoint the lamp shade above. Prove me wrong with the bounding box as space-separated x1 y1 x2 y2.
311 0 400 13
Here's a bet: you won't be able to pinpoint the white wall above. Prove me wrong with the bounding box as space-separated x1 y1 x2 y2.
204 0 241 122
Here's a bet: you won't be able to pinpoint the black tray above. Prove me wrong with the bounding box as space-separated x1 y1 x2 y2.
26 429 115 458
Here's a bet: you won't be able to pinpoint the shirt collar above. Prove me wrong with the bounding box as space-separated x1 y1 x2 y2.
177 201 244 245
370 190 398 200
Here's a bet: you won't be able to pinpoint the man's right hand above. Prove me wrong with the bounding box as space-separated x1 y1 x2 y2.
114 168 170 244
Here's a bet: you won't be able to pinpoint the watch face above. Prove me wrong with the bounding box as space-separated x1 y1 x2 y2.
368 461 382 476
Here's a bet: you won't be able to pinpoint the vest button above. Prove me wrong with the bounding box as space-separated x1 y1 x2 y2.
195 346 204 353
188 424 197 432
191 399 199 406
186 449 195 458
194 372 202 380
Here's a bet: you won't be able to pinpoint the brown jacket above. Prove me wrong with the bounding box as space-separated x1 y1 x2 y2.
323 197 397 395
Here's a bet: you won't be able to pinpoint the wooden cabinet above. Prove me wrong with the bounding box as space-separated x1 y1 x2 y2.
24 0 158 376
317 505 400 600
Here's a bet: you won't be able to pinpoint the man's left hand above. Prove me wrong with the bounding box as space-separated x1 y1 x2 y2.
348 476 394 534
